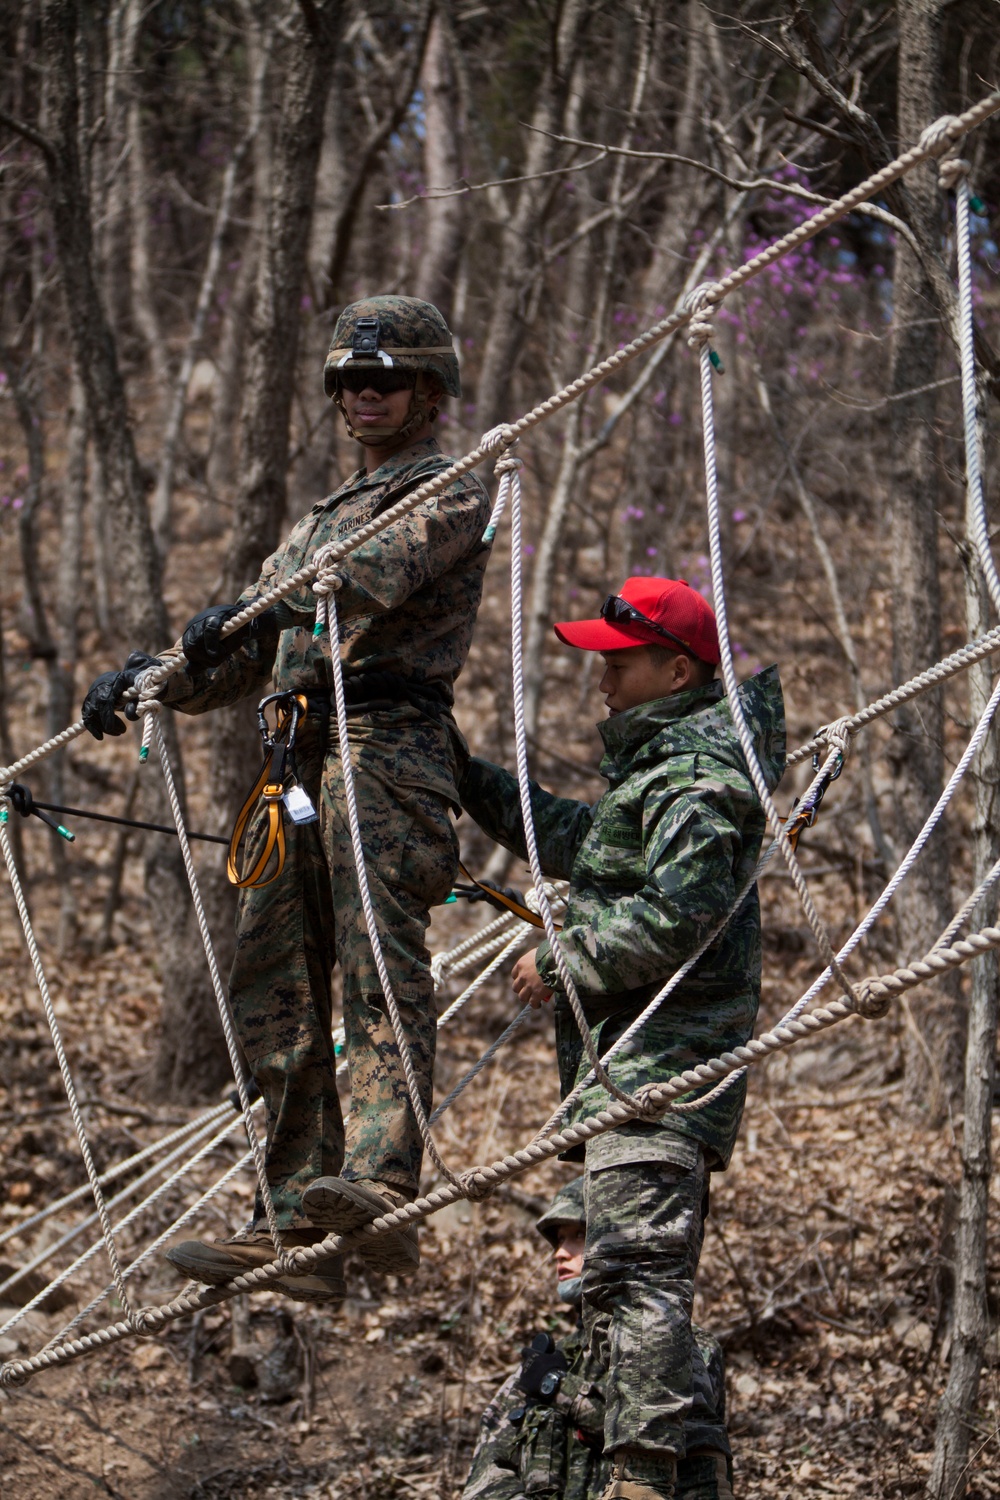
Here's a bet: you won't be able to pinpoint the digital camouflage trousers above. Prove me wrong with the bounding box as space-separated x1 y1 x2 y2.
583 1126 711 1474
231 706 459 1229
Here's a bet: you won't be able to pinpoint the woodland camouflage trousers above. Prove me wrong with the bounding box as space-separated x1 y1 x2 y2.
583 1127 711 1473
230 706 459 1230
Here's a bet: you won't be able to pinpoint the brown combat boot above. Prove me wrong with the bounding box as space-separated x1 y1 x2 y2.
302 1176 419 1274
165 1223 346 1305
599 1452 677 1499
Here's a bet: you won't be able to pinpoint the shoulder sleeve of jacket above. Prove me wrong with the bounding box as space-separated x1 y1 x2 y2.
540 756 758 996
460 756 594 879
332 472 492 619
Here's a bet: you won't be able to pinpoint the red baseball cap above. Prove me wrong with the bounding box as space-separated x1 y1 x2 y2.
553 577 721 664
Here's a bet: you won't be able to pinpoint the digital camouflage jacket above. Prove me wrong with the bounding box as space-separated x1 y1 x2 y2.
462 1323 609 1500
461 1321 729 1499
459 669 786 1168
164 437 492 717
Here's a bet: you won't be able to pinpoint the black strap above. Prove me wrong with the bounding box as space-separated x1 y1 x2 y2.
337 670 451 719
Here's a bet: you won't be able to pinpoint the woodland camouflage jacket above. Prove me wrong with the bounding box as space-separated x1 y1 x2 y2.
164 437 492 714
459 668 786 1168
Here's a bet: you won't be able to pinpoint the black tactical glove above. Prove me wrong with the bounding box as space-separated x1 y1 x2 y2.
81 651 161 740
517 1333 569 1400
181 603 277 671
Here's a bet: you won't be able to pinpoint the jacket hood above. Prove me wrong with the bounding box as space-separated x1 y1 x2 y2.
597 664 786 792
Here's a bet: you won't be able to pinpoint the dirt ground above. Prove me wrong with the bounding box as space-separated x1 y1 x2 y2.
0 460 998 1499
0 886 998 1499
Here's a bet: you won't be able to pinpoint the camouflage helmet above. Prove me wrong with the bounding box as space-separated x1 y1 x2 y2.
323 295 461 399
535 1177 585 1247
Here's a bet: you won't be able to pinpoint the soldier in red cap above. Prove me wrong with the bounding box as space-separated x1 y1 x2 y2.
458 577 784 1500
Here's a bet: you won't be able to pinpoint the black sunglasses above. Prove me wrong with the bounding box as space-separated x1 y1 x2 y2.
336 367 417 396
600 594 691 653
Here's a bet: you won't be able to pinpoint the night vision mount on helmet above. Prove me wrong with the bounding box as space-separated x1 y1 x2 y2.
324 295 461 447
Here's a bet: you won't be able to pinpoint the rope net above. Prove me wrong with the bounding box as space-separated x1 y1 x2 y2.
1 91 999 1388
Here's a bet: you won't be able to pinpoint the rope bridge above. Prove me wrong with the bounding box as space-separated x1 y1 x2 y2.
1 93 999 1388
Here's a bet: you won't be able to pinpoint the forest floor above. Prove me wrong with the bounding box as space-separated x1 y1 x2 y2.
0 472 998 1498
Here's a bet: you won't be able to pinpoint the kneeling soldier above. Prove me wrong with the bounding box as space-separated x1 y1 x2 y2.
463 1178 733 1500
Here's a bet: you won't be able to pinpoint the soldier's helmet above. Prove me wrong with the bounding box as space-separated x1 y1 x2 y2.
535 1177 585 1247
324 295 461 399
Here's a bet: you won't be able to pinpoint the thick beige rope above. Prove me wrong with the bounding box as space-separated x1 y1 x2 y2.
0 92 996 793
3 93 1000 1388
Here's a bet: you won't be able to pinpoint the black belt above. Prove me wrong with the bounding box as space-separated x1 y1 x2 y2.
311 671 452 719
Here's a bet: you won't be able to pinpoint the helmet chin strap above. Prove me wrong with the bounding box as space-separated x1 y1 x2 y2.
334 372 439 449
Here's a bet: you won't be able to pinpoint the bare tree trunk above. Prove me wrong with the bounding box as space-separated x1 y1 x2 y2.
0 610 25 879
151 126 254 554
150 0 345 1099
474 0 590 430
754 372 893 871
124 0 169 390
927 390 999 1500
414 11 465 321
53 371 87 952
206 246 258 507
91 0 134 350
319 5 433 308
521 11 651 738
888 0 964 1119
38 0 213 1093
207 4 273 507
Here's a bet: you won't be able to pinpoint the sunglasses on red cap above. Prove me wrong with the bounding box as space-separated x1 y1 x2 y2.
600 594 696 655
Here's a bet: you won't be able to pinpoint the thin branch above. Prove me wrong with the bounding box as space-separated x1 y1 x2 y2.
820 372 960 414
525 124 921 254
375 149 608 212
0 105 56 163
782 107 854 144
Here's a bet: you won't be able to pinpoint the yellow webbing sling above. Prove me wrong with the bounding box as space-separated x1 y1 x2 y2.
227 693 308 889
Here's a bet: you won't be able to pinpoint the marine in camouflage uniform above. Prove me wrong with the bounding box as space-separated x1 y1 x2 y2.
82 297 491 1296
462 1180 733 1500
459 577 785 1497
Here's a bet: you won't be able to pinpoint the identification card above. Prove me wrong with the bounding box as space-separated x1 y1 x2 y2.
282 785 318 825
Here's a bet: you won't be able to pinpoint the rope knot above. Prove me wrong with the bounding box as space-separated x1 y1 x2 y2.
815 715 854 760
631 1084 670 1120
0 1361 28 1389
310 541 345 635
133 1308 166 1336
481 424 517 456
684 281 723 352
459 1168 497 1202
918 113 962 157
853 977 892 1020
495 454 523 476
938 156 971 192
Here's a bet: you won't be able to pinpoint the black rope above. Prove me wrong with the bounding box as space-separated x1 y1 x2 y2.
7 783 229 846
